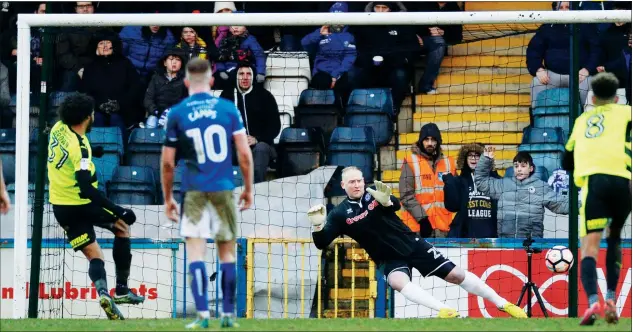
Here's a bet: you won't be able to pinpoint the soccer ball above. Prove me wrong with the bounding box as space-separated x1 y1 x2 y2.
545 246 575 273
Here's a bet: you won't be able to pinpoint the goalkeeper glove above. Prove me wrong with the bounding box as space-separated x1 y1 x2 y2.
307 204 326 232
366 181 393 207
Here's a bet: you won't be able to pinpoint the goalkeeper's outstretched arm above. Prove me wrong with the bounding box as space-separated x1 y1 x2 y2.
308 204 343 250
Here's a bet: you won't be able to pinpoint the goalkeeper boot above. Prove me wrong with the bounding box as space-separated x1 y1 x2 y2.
220 315 240 328
114 289 145 305
500 303 527 318
579 302 602 326
185 317 210 329
437 308 460 318
605 300 619 325
99 293 124 320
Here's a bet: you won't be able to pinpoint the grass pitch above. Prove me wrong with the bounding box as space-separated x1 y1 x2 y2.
1 318 631 331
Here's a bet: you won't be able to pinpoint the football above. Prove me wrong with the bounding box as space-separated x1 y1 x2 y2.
545 245 575 273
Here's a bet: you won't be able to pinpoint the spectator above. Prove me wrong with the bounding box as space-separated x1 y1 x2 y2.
119 24 176 85
55 2 113 92
220 64 280 183
578 1 614 34
526 1 600 108
213 2 237 47
443 144 499 238
301 2 356 101
348 2 419 114
143 48 187 128
411 2 463 94
78 32 141 135
597 1 632 105
0 63 10 128
215 22 267 91
474 149 569 239
175 26 217 62
399 123 456 238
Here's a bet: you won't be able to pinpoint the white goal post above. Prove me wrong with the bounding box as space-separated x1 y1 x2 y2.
12 10 631 319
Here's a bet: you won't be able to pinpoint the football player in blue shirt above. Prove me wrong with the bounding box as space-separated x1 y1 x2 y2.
161 58 254 329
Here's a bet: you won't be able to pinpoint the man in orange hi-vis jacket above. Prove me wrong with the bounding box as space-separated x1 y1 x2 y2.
399 123 456 238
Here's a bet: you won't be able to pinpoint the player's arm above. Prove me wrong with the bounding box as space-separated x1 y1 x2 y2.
160 146 177 203
310 205 343 250
473 149 503 200
562 120 578 172
542 183 570 216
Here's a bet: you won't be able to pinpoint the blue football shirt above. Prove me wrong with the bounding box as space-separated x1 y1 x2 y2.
164 92 245 192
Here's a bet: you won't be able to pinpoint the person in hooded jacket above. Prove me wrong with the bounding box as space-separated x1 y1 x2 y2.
301 2 356 102
78 32 141 136
119 24 176 83
399 123 456 238
143 48 187 128
220 64 281 183
443 144 499 238
596 1 631 105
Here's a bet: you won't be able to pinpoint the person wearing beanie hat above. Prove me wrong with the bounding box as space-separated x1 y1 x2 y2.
399 123 456 238
142 47 187 128
213 2 237 47
442 144 500 238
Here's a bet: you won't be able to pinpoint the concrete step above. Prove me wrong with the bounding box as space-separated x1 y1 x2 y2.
435 72 532 94
326 276 370 289
395 146 518 171
327 299 370 310
411 93 531 107
436 72 532 85
329 288 372 300
323 309 370 318
402 106 530 115
441 55 526 68
342 268 370 278
465 1 553 11
346 248 370 262
400 131 523 145
438 67 529 76
413 112 531 132
448 34 534 56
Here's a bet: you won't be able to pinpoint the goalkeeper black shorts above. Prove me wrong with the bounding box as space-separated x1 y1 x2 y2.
379 239 456 280
53 203 118 251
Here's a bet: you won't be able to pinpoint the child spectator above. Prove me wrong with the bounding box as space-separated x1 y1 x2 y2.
213 2 237 47
175 26 218 62
474 148 569 238
143 48 187 128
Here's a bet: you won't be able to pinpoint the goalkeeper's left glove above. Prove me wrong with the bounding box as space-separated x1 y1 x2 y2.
366 181 393 207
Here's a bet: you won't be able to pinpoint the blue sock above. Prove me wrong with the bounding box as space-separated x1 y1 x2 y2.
189 261 210 317
221 262 236 315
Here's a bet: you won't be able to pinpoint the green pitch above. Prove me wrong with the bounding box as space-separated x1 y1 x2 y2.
1 318 631 331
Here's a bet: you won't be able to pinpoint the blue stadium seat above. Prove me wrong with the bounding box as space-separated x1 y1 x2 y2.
518 127 566 175
278 127 324 177
86 127 124 185
347 88 394 114
504 166 550 183
295 89 342 143
172 162 186 203
532 89 578 137
107 166 157 205
0 129 16 184
126 128 165 182
327 127 376 185
344 105 394 147
7 183 49 205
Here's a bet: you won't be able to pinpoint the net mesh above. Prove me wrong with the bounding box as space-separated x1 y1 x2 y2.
2 0 630 322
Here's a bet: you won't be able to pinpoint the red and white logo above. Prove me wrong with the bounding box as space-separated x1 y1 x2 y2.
467 249 632 318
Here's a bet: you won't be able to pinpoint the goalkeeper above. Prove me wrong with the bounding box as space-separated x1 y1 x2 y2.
47 93 144 320
308 166 526 318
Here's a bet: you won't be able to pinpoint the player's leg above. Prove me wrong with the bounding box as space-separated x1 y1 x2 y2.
210 190 240 328
180 191 212 329
108 218 144 305
381 262 457 317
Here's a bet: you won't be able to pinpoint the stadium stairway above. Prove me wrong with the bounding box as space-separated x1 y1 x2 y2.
323 245 373 318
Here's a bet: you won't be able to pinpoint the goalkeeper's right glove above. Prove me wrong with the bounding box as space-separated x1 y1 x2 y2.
307 204 326 232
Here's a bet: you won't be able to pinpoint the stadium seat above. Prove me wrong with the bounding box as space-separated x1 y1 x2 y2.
504 165 550 183
533 89 575 136
295 89 342 144
327 127 376 185
7 182 49 205
107 166 157 205
172 162 186 203
86 127 124 185
277 127 324 177
271 90 295 144
0 129 16 184
344 89 394 147
265 51 312 80
233 166 244 187
126 128 165 182
347 88 394 114
264 78 309 107
518 127 566 175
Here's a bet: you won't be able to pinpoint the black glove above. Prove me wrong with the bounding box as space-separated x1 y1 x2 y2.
418 217 433 238
119 208 136 225
92 146 104 158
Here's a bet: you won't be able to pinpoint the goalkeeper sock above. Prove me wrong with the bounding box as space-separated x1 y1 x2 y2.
221 262 237 315
459 271 507 308
88 258 108 296
581 257 599 306
189 261 210 318
606 236 622 302
113 237 132 295
400 282 452 311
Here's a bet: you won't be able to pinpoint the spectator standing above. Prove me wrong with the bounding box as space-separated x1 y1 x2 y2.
597 1 632 105
301 2 356 102
474 149 569 239
215 21 267 90
119 24 176 85
526 1 600 108
411 2 463 94
78 32 141 136
348 2 419 114
213 2 237 48
443 144 498 238
399 123 456 238
220 64 280 183
143 48 187 128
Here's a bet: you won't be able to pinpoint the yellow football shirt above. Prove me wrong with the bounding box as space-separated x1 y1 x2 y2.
47 121 97 205
565 103 632 187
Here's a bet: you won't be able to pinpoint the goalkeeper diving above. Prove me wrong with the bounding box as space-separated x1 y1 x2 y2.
308 166 527 318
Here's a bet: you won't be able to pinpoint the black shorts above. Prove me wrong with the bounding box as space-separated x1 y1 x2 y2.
379 239 456 280
580 174 632 237
53 203 118 251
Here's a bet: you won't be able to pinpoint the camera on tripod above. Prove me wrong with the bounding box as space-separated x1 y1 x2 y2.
516 235 548 318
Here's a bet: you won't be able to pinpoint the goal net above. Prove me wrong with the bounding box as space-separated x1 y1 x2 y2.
5 4 631 321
